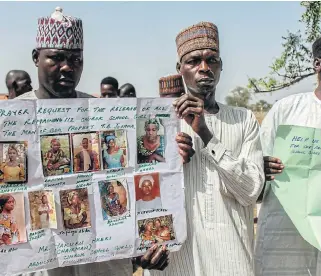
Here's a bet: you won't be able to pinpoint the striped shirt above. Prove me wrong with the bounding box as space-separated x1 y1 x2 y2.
148 102 264 276
255 92 321 276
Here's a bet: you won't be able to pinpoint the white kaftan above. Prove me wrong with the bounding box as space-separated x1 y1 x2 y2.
255 92 321 276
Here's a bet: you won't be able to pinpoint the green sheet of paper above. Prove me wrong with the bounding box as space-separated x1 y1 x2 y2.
272 125 321 250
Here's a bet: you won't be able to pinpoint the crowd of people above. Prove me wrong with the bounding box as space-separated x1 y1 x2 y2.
1 5 320 276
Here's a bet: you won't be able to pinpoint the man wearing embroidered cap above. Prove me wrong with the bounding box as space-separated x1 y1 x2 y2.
149 22 264 276
18 7 170 276
17 7 91 99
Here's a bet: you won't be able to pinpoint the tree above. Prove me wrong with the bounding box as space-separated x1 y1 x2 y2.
225 86 272 112
250 100 273 112
225 86 252 107
248 1 321 93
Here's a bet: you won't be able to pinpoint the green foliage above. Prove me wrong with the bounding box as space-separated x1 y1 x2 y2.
248 1 320 93
225 86 272 112
225 86 251 108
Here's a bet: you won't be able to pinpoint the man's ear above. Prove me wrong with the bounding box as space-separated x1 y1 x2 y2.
32 49 40 67
220 58 223 71
176 62 181 73
313 58 321 73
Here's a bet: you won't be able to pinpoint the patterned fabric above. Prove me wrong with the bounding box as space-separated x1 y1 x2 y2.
137 136 165 164
255 92 321 276
36 7 83 50
159 74 185 95
176 22 219 60
148 103 264 276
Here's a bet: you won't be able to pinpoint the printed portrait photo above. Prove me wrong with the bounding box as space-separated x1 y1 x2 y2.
137 117 166 164
100 130 128 170
60 188 91 230
98 179 129 220
0 142 27 184
40 134 72 177
0 193 27 246
135 173 161 212
138 215 175 245
71 132 100 173
28 191 57 230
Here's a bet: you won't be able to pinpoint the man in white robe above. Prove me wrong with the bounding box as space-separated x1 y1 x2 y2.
148 21 264 276
255 37 321 276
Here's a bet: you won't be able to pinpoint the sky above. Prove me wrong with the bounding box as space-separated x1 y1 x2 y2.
0 1 316 103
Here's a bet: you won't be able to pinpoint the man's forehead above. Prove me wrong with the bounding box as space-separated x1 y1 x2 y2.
17 73 31 81
102 84 116 90
183 49 219 59
41 48 82 55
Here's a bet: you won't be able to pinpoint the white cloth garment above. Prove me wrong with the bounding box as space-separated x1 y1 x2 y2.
17 91 133 276
82 149 91 171
136 197 162 212
148 102 264 276
38 204 51 229
255 92 321 276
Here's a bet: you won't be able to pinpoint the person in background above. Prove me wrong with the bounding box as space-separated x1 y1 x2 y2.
5 70 32 99
149 21 264 276
158 73 195 165
159 74 185 98
119 83 136 98
100 76 118 98
255 36 321 276
17 6 170 275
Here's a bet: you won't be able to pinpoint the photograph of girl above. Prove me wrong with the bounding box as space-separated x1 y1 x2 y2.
138 215 175 245
0 193 27 246
98 179 128 220
28 191 57 230
60 189 91 229
0 142 27 184
72 132 100 173
40 135 72 177
101 130 127 169
135 173 162 212
137 118 166 164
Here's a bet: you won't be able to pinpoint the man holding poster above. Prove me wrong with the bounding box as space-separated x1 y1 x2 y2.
255 38 321 276
149 22 265 276
17 6 172 276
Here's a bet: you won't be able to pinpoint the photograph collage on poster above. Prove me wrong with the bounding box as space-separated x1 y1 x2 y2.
0 117 178 248
40 130 128 177
134 172 177 246
0 187 93 247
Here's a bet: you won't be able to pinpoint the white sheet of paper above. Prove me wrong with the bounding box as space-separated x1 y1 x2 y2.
0 98 186 275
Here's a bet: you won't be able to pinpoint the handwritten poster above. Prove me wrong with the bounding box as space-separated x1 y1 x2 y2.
272 124 321 250
0 98 186 275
